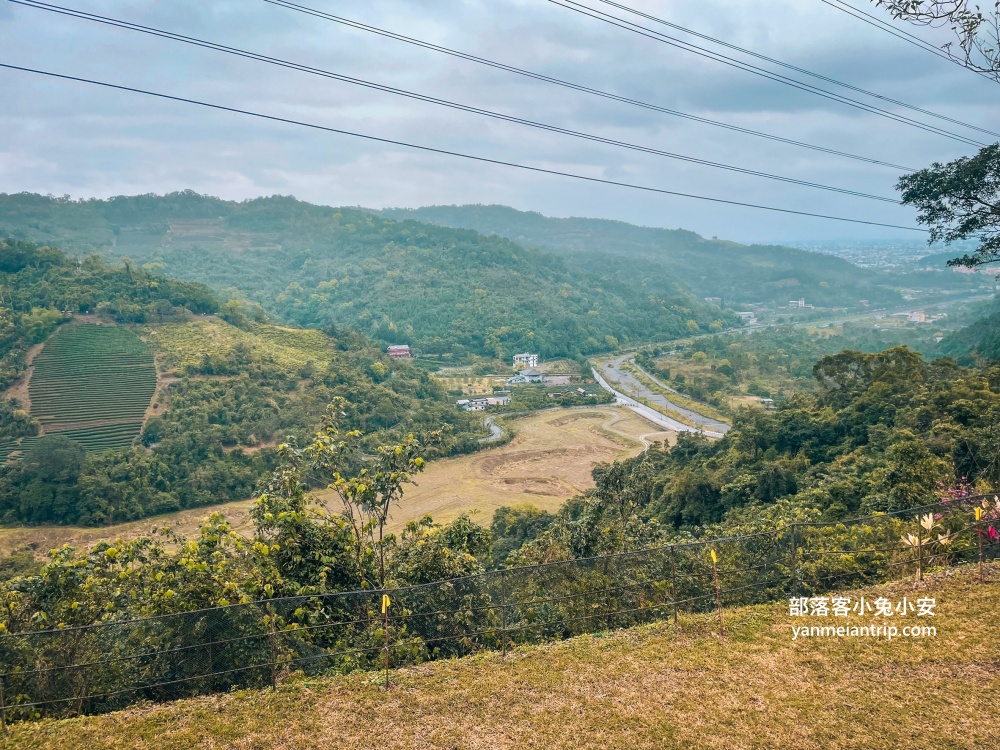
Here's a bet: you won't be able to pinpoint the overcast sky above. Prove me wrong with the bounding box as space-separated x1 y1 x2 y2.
1 0 997 243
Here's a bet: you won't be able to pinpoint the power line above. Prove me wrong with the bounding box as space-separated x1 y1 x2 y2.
594 0 999 130
818 0 994 81
547 0 990 148
263 0 915 172
8 0 899 204
0 62 927 232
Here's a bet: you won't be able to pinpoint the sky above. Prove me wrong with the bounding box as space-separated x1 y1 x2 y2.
1 0 997 243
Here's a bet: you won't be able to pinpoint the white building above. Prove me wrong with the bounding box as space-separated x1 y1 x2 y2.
457 395 511 411
513 352 538 369
506 368 545 385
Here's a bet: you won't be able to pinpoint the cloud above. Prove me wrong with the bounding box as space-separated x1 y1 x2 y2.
0 0 995 242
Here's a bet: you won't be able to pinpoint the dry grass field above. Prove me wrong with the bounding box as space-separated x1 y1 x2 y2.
330 406 675 529
5 565 996 750
0 407 672 558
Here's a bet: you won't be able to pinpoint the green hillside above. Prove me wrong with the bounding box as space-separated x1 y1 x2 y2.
0 240 484 526
380 204 933 309
939 295 1000 362
22 324 155 451
0 192 729 360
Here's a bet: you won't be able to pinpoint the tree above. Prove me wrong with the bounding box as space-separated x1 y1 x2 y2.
592 458 655 551
304 398 444 588
895 143 1000 267
875 1 1000 80
22 434 86 483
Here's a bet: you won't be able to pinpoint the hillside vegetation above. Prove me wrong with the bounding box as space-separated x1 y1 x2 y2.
940 295 1000 362
3 565 995 750
18 325 154 455
0 192 728 360
0 241 483 527
634 322 942 411
382 204 984 309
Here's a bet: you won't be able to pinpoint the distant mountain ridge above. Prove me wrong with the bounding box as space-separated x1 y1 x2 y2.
379 204 908 309
0 192 728 359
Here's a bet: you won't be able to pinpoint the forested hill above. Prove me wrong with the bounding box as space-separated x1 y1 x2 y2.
0 192 729 360
380 204 908 309
940 295 1000 362
0 239 484 526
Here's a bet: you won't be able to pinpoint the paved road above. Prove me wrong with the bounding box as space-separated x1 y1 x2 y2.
594 357 730 436
478 417 503 443
591 368 726 438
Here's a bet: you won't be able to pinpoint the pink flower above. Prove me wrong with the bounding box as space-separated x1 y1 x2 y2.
989 526 999 543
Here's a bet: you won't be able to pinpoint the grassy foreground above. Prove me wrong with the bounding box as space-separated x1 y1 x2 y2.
4 565 997 750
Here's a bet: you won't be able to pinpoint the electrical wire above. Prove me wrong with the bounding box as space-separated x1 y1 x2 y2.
547 0 990 147
817 0 996 82
0 62 927 232
262 0 915 172
7 0 899 203
595 0 999 129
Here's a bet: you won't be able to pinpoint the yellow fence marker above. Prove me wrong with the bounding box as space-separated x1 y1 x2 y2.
381 593 392 689
975 507 985 581
710 549 723 636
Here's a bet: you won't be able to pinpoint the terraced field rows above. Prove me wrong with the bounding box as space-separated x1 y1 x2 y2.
12 324 157 456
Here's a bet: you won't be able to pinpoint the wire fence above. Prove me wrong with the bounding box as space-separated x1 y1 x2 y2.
1 495 997 722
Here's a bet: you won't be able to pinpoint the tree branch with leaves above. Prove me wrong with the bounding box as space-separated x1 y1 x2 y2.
303 397 445 589
896 143 1000 266
875 1 1000 80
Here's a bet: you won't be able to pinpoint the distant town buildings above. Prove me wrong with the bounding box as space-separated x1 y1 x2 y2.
386 344 411 359
735 311 757 325
704 297 721 306
513 352 539 368
788 298 815 309
892 311 947 324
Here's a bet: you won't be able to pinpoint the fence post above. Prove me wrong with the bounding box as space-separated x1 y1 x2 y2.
267 603 278 690
382 593 391 690
500 569 508 658
711 549 723 637
789 523 798 598
670 545 678 627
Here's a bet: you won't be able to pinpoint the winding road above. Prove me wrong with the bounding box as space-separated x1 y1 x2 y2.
479 417 503 443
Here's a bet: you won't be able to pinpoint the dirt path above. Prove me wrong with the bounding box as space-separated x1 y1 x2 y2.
1 341 45 413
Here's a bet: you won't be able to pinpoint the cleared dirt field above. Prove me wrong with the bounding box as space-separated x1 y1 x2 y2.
0 407 673 558
336 406 676 529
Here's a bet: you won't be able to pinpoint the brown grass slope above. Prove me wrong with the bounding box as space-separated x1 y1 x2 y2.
4 565 997 750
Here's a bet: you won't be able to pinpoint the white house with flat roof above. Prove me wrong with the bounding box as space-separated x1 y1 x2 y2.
513 352 538 368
